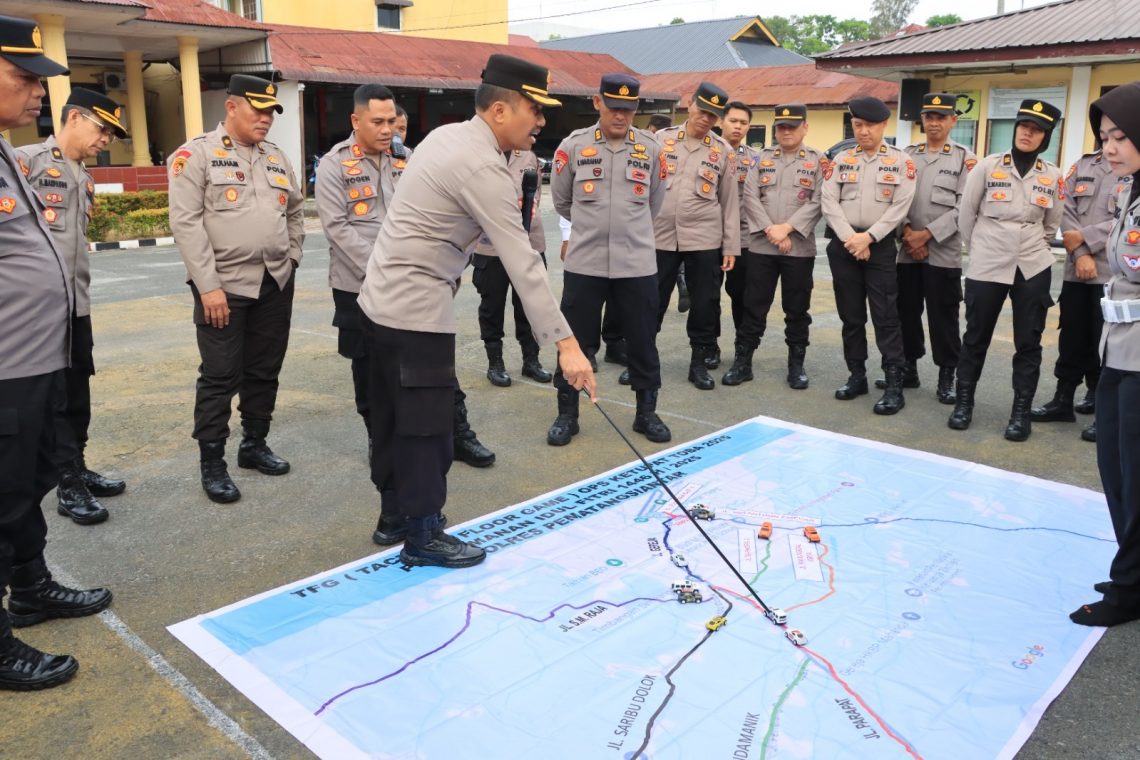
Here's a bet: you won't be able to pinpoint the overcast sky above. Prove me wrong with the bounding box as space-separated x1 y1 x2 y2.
508 0 1057 37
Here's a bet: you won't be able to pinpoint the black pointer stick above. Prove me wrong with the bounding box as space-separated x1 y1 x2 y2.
585 392 774 616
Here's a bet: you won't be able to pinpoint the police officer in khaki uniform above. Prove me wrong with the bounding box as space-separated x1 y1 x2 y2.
654 81 740 389
0 14 112 691
949 99 1064 441
316 84 495 483
821 96 916 414
549 74 669 446
887 93 977 403
718 101 760 366
19 88 129 526
168 75 304 503
730 104 826 389
473 148 553 387
1032 148 1123 442
358 55 595 569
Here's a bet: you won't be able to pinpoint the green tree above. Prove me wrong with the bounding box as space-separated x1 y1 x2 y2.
669 17 684 24
869 0 918 37
546 33 563 40
925 13 963 27
835 18 872 42
765 14 873 55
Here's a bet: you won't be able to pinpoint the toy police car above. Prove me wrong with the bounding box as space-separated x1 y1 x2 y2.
785 628 807 646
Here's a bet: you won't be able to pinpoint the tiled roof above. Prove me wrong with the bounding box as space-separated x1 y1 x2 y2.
819 0 1139 61
267 26 678 99
540 16 809 74
640 64 897 109
140 0 265 30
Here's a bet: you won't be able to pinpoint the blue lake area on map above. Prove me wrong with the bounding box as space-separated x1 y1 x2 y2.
172 417 1113 760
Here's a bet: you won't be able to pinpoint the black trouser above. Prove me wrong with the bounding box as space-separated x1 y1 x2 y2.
364 320 454 520
1053 280 1104 385
191 270 294 441
0 371 63 577
53 314 95 467
1096 367 1140 606
555 273 661 392
896 263 963 368
471 252 543 356
332 288 370 431
656 249 721 347
724 247 748 335
956 268 1053 394
601 302 623 350
825 235 904 369
737 252 814 350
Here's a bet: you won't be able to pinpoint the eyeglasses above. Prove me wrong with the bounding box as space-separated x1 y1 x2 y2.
79 111 118 144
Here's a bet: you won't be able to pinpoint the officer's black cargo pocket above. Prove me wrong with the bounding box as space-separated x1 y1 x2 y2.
396 363 455 437
0 408 19 492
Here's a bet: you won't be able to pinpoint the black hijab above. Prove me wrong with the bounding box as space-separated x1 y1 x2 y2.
1090 81 1140 205
1011 121 1052 178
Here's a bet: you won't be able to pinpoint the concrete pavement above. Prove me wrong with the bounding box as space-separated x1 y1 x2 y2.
3 199 1136 759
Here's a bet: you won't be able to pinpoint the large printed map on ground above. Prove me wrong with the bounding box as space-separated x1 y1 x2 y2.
171 417 1112 760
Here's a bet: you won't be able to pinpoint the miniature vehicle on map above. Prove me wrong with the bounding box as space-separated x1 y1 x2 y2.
677 589 703 604
785 628 807 646
803 525 821 543
671 580 691 592
671 553 688 567
765 608 787 625
706 615 727 631
758 522 773 539
690 505 716 520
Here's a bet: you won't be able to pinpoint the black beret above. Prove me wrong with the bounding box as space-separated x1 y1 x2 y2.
481 54 561 107
1015 99 1061 131
0 14 67 77
849 96 891 123
600 73 640 110
773 103 807 126
227 75 283 114
66 87 128 138
692 81 729 117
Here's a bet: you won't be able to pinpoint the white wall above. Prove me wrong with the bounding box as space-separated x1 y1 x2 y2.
199 82 304 185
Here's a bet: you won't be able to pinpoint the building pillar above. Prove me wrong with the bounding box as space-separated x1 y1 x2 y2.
122 51 150 167
1061 65 1092 171
34 14 70 134
177 35 203 140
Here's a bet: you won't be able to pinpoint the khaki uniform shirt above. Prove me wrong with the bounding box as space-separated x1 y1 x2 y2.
168 124 305 299
17 136 94 316
821 142 917 243
475 149 546 255
551 125 665 278
358 116 570 344
1101 185 1140 371
732 143 760 245
1062 152 1119 285
316 135 409 292
959 152 1064 284
900 140 976 269
743 144 826 258
0 138 73 380
653 125 740 253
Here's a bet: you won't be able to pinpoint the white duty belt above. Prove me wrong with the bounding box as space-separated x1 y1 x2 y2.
1101 296 1140 323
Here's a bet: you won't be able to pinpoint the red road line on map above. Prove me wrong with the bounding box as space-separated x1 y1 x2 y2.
784 544 836 613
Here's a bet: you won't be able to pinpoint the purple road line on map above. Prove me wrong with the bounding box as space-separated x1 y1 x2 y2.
313 595 671 716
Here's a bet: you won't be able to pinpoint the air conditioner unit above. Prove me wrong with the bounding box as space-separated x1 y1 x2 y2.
102 71 127 91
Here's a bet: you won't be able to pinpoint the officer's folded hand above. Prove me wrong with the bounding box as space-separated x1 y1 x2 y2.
1074 253 1098 280
556 337 597 401
200 288 231 329
1062 230 1084 255
721 255 735 272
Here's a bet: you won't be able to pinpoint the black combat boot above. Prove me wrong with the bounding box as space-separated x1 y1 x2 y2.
373 513 448 546
947 380 976 430
704 345 721 370
618 368 631 385
1030 378 1078 423
632 389 671 443
237 419 290 475
875 361 920 390
1082 422 1096 442
453 394 495 467
7 556 112 628
835 361 868 400
76 453 125 497
199 440 241 503
873 365 906 415
787 345 809 390
0 609 78 691
936 366 956 405
603 340 628 366
1075 377 1097 415
521 353 552 383
1004 392 1034 442
56 462 109 526
400 513 486 569
485 341 511 387
721 344 754 386
547 388 580 446
688 347 715 390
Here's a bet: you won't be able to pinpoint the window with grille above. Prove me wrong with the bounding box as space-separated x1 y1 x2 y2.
377 4 401 29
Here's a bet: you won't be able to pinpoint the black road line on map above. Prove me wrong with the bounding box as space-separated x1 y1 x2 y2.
630 589 735 758
588 396 776 615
